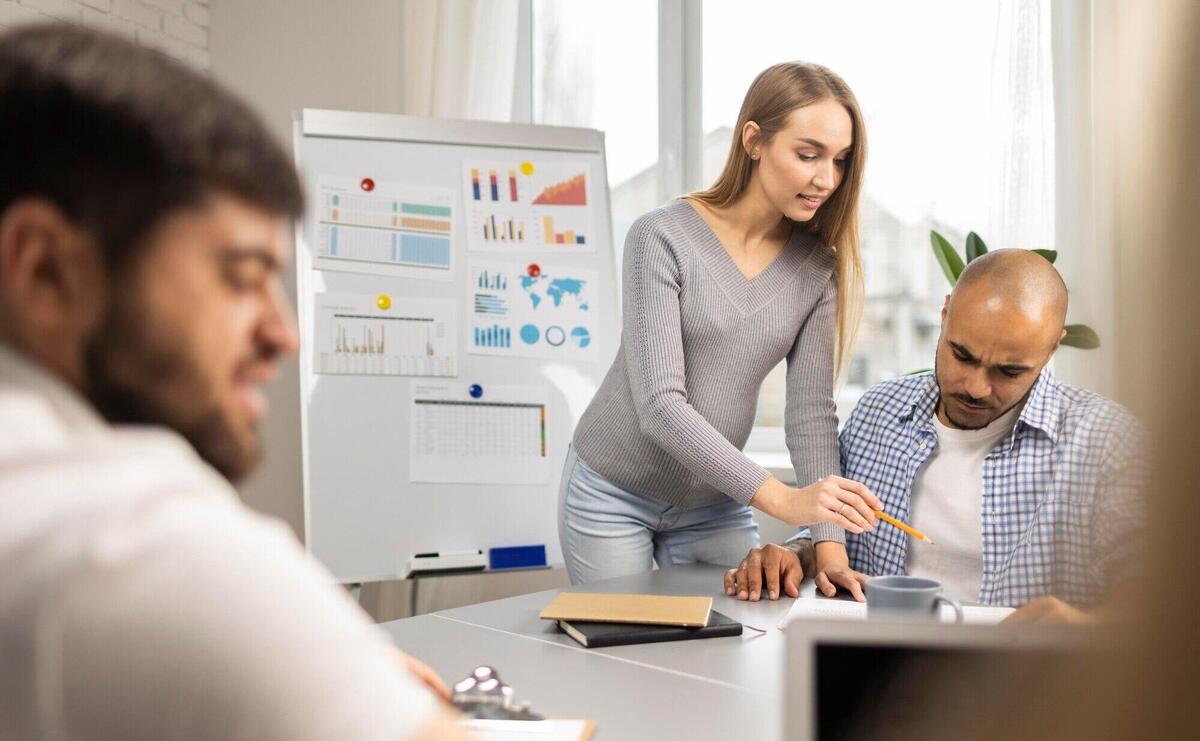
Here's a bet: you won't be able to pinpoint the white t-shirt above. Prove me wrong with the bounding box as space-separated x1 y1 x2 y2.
906 401 1023 603
0 346 439 740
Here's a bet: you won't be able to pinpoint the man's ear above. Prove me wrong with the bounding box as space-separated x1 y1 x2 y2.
0 199 106 378
940 293 951 322
1052 327 1067 353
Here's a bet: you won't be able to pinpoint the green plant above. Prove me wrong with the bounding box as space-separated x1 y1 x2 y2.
930 230 1100 349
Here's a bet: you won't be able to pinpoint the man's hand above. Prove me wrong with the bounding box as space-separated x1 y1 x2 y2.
724 542 813 601
813 541 870 601
395 648 452 701
1003 596 1094 624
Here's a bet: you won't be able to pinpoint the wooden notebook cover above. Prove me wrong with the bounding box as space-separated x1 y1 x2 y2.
538 592 713 627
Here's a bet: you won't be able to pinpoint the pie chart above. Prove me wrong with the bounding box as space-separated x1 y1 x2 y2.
570 326 591 348
519 324 540 345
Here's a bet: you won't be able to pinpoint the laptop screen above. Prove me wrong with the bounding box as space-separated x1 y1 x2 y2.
814 643 1077 740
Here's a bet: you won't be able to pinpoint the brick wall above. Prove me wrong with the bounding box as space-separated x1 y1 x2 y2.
0 0 209 69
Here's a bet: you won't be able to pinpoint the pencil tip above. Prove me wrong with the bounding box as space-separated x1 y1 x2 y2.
924 538 936 546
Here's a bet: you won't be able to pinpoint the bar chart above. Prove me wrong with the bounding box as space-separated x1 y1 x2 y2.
474 324 512 348
314 293 457 377
541 216 587 246
477 269 508 290
470 168 523 203
472 210 529 246
474 293 508 316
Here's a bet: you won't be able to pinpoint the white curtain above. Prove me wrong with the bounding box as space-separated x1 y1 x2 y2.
987 0 1057 251
400 0 521 121
1051 0 1120 397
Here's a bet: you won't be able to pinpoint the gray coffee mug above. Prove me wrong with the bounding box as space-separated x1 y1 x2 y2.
865 575 963 622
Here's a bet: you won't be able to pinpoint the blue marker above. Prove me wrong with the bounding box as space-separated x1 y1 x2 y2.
469 384 484 399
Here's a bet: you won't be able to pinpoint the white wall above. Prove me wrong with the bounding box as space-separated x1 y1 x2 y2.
209 0 408 539
208 0 568 619
0 0 209 67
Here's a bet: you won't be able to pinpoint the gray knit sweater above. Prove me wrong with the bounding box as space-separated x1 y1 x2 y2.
573 200 842 540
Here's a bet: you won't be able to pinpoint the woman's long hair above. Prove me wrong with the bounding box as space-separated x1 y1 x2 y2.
691 62 867 378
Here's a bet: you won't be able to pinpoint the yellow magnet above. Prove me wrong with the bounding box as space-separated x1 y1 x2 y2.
520 161 535 176
376 294 392 310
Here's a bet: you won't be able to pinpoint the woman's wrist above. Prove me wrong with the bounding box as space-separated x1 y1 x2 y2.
749 476 787 518
815 540 850 570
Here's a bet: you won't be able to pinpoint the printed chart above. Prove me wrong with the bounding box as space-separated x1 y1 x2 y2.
461 160 594 253
409 383 550 484
314 293 456 377
468 259 597 360
315 176 455 279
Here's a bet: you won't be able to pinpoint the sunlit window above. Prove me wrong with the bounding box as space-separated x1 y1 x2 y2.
533 0 1055 441
702 0 1054 429
532 0 659 256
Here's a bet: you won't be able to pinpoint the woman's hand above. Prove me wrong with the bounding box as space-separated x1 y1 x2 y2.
750 475 882 532
813 541 870 601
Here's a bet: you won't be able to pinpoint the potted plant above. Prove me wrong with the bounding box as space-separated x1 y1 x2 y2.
929 230 1100 349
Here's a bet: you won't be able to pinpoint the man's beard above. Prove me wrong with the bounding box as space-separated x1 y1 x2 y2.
81 299 260 483
933 356 1030 431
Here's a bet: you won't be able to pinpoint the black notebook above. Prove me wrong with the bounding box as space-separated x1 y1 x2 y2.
557 609 742 648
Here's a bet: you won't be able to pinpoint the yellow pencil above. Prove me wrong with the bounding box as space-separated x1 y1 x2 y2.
874 510 936 545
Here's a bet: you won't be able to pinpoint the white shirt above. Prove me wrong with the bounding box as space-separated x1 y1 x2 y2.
0 345 438 740
906 401 1023 603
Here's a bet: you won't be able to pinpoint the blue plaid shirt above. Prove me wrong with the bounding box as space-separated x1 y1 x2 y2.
813 369 1144 608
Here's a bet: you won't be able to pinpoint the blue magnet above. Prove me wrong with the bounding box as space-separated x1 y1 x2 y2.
469 384 484 399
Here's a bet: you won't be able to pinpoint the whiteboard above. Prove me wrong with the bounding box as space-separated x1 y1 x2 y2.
293 110 618 583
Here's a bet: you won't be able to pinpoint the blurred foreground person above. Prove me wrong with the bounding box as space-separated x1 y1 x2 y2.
0 23 460 741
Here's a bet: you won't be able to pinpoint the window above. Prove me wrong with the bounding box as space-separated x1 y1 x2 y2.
531 0 1055 456
701 0 1055 437
532 0 659 259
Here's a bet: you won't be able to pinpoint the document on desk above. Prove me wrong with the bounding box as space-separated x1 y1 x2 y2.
777 598 1014 630
459 718 595 740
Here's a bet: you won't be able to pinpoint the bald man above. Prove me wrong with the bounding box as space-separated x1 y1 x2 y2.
725 249 1144 622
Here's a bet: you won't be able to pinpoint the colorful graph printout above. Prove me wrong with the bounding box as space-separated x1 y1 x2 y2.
315 176 455 280
532 172 587 206
468 259 597 360
314 293 456 377
409 383 551 484
461 160 594 253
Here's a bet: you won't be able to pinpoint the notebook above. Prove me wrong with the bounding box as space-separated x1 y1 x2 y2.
538 592 712 627
557 609 743 648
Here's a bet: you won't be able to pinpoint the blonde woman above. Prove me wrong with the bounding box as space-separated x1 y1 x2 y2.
559 63 881 585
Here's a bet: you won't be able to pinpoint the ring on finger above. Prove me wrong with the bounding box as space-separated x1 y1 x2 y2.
838 502 848 516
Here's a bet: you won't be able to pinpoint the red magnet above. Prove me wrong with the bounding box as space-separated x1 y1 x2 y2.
527 263 541 277
360 177 375 192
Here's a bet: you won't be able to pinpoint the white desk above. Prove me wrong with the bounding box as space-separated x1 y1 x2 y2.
382 564 817 740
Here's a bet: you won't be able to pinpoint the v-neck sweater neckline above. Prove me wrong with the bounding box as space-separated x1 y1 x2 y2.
669 199 816 316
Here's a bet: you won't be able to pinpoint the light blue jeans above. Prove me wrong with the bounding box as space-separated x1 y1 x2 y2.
558 445 760 585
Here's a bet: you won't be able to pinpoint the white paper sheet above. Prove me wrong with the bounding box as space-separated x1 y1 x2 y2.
314 175 456 280
459 718 591 740
461 159 595 254
409 383 551 484
468 259 598 361
777 597 1015 629
313 292 456 377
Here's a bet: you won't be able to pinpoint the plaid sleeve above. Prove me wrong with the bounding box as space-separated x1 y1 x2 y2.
1091 412 1148 592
